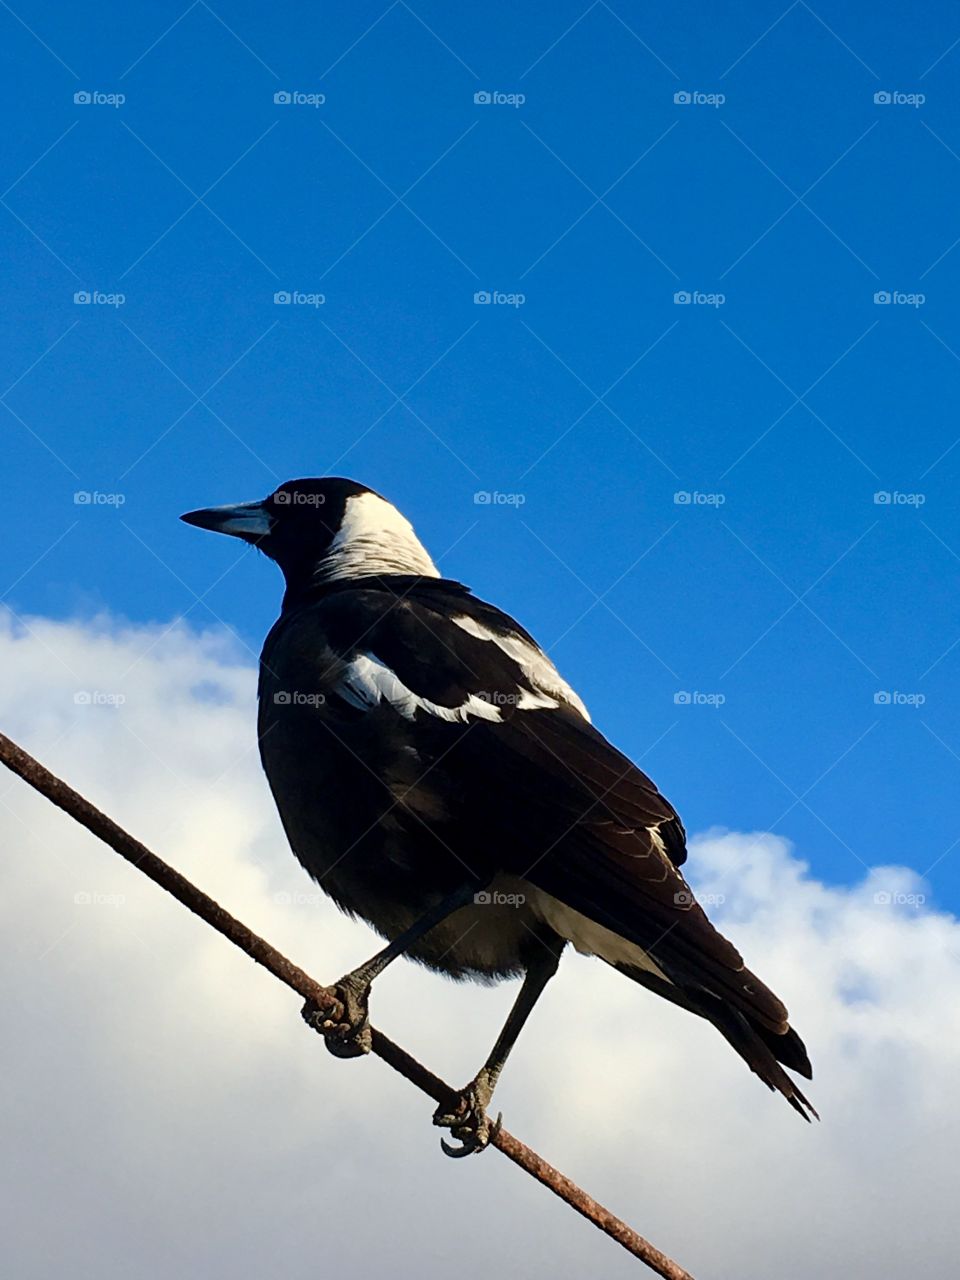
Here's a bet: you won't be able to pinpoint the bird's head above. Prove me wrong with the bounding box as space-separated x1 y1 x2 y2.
181 477 438 604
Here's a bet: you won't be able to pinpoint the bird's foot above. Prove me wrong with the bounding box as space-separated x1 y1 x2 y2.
433 1070 502 1157
301 975 373 1059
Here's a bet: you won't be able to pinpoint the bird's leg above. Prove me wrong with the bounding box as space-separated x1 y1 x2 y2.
302 879 487 1059
434 934 564 1157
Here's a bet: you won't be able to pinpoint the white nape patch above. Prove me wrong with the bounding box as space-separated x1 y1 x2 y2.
522 883 671 980
452 615 591 721
337 651 502 723
315 492 440 583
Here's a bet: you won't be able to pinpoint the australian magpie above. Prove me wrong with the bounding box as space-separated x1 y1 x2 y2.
182 477 815 1153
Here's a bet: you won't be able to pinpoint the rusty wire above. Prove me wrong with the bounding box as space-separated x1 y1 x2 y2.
0 729 696 1280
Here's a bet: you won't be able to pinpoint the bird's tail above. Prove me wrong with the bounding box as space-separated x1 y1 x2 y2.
614 962 818 1122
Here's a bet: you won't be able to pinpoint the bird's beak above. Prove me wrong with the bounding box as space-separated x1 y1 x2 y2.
180 500 272 541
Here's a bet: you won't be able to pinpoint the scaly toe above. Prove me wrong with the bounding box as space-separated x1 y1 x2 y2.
433 1078 499 1157
301 984 372 1058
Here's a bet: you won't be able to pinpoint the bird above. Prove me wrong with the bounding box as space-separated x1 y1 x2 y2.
181 476 815 1153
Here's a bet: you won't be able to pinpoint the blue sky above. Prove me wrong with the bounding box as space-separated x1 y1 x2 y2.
4 2 960 907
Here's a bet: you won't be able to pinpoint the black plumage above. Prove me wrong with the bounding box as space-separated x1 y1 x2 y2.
182 477 815 1146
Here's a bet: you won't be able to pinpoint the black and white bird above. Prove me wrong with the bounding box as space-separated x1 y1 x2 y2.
182 477 815 1152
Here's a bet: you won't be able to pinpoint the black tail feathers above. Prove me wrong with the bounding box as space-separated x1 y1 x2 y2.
615 962 818 1122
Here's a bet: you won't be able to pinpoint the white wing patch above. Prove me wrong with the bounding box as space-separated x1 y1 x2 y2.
515 688 561 711
335 620 587 726
647 824 668 858
452 615 591 721
337 652 503 723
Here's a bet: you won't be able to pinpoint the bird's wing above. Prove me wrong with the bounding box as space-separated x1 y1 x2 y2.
312 582 789 1033
314 578 685 871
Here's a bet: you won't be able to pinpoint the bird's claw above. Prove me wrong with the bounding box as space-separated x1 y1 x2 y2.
433 1075 501 1157
301 979 372 1059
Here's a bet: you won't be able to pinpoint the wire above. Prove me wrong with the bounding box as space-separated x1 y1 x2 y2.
0 729 695 1280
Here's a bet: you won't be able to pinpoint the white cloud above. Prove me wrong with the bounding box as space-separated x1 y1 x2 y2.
0 609 957 1278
